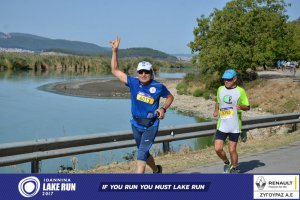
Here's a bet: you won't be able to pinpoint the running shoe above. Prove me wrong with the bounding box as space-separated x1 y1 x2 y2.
229 167 240 174
223 163 231 173
153 165 162 173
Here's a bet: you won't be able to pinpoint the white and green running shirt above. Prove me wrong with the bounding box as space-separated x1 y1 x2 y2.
216 86 249 133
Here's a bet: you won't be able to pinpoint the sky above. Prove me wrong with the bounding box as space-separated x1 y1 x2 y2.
1 0 300 54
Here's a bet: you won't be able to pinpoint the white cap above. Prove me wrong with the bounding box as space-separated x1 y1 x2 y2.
136 61 154 79
137 61 152 71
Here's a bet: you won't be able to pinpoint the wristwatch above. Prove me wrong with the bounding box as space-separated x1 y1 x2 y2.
160 107 167 113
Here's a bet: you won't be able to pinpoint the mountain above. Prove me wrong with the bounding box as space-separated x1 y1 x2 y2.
101 47 177 60
0 32 109 55
0 32 177 60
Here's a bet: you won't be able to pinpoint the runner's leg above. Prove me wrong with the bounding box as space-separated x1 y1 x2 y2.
133 125 158 173
228 140 238 168
146 154 157 171
214 139 228 161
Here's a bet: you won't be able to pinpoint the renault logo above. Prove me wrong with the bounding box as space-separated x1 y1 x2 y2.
256 176 266 190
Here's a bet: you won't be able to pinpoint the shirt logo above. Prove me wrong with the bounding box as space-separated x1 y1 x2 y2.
149 87 156 94
223 95 232 104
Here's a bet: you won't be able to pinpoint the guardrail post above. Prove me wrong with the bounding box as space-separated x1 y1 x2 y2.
31 160 40 173
241 130 247 143
291 123 297 132
162 141 170 153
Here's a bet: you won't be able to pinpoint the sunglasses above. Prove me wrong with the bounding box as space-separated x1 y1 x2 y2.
223 78 234 82
138 70 151 75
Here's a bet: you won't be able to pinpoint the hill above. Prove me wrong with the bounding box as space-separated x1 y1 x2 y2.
0 32 177 60
0 32 109 55
101 47 177 61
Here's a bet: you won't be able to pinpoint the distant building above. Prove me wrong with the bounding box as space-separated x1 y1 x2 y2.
174 54 193 61
0 47 34 53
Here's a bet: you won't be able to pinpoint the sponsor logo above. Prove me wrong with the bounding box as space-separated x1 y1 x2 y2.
253 175 299 199
256 176 266 190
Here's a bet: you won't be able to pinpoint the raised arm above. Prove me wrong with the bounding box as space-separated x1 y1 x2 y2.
111 36 127 84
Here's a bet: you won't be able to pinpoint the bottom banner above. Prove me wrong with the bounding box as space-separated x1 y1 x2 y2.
0 174 298 200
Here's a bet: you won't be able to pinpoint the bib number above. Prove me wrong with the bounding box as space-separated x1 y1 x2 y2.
219 107 234 119
136 92 154 104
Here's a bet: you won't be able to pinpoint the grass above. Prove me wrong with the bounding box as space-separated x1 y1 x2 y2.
72 127 300 174
63 75 300 174
245 78 300 114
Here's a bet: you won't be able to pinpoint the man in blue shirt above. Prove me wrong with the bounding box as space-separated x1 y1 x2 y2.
110 36 174 173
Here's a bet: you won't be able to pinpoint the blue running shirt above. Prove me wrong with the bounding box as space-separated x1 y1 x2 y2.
127 76 171 128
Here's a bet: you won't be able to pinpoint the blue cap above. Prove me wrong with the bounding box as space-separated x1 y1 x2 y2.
222 69 237 79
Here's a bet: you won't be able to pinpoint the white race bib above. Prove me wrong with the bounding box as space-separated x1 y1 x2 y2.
220 107 234 119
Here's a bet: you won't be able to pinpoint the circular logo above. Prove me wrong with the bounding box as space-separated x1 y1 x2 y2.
223 95 232 104
149 87 156 94
18 176 40 198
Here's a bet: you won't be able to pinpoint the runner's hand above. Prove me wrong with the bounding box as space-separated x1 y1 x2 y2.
110 36 120 51
213 110 218 118
156 109 165 119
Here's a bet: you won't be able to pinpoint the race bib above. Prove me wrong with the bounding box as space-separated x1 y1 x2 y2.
219 107 234 119
136 92 154 104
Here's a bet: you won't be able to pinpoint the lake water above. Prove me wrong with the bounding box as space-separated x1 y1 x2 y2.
0 71 213 173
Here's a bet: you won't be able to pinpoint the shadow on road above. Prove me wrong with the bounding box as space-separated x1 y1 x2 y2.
239 160 265 173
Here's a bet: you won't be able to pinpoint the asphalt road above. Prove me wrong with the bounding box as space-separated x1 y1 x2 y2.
179 141 300 173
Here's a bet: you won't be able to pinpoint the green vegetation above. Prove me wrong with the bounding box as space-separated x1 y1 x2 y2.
0 52 188 75
283 98 299 113
176 82 189 95
189 0 294 75
289 18 300 61
176 68 221 99
177 0 300 100
0 52 111 73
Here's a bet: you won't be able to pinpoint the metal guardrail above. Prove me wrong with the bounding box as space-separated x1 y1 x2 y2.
0 113 299 173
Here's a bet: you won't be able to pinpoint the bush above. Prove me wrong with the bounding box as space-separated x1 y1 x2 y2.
203 91 211 100
251 103 259 108
176 82 189 95
193 88 204 97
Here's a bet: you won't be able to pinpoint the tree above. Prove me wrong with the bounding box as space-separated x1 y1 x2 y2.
289 18 300 61
189 0 294 74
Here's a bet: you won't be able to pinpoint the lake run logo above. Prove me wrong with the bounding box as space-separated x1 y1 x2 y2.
18 176 77 198
18 176 41 198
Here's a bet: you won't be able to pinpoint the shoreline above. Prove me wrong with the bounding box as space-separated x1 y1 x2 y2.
42 77 267 119
42 79 131 99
